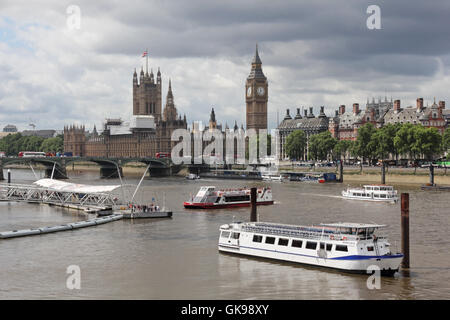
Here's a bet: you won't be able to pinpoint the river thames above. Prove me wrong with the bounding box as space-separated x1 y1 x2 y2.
0 169 449 299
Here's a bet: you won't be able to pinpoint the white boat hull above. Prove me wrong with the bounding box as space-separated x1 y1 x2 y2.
341 191 398 203
218 243 402 275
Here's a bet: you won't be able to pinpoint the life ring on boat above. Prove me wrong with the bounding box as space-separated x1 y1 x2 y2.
330 235 334 240
342 236 347 241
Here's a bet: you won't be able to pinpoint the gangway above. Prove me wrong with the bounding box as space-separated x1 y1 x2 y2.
0 179 122 208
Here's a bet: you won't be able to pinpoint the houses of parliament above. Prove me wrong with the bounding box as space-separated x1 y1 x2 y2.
64 46 269 158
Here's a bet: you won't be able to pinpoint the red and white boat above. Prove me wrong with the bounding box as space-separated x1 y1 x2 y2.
183 186 274 209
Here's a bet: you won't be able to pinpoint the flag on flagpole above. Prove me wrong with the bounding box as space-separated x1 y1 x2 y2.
142 49 148 57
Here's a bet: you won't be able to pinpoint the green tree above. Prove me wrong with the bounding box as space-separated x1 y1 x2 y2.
285 130 307 160
370 124 399 161
0 133 23 156
308 131 337 161
334 139 352 162
413 126 442 160
443 128 450 156
354 123 377 169
40 136 64 153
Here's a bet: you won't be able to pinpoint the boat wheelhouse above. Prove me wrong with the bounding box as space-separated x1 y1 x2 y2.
342 185 398 203
184 186 273 209
218 221 403 276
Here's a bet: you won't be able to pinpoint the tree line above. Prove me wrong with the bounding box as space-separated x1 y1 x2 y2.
0 133 64 156
285 123 450 164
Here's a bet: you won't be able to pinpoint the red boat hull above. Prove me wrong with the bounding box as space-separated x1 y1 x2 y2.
183 200 274 209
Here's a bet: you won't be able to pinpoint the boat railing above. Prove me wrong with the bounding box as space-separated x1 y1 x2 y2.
241 224 362 242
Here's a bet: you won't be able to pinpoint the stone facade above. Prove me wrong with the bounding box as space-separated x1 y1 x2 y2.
277 107 329 160
64 125 86 156
384 98 447 134
64 68 187 158
330 97 447 140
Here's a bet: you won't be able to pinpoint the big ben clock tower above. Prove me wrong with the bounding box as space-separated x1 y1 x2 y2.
246 44 268 131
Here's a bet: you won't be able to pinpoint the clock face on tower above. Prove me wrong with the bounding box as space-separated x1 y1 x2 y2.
247 86 252 97
257 87 265 96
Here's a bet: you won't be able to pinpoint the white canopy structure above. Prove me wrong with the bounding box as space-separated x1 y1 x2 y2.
33 179 121 193
1 179 123 208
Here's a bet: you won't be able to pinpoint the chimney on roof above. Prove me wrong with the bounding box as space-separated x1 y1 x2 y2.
394 99 401 112
416 98 424 111
319 106 326 118
284 109 292 120
353 103 359 115
295 108 302 119
339 105 345 115
308 107 315 118
304 109 308 117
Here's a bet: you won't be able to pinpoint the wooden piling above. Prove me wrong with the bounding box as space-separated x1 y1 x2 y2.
381 161 386 184
401 193 410 269
339 160 343 183
250 187 257 222
429 165 435 186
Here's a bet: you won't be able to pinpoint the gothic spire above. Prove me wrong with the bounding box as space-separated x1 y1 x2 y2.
252 43 262 65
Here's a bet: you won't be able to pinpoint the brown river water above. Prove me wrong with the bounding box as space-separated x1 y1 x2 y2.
0 169 449 299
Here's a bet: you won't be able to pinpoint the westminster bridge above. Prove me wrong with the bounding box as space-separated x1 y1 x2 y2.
0 156 206 180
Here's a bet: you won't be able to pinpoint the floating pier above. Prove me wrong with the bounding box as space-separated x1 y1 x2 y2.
0 214 123 240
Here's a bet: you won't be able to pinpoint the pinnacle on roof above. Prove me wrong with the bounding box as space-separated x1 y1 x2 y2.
252 43 262 65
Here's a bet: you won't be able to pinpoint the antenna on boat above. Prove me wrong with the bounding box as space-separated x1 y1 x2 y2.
50 163 56 179
29 163 38 180
130 164 150 203
116 164 126 204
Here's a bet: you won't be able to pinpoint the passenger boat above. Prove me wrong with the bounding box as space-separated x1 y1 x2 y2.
184 186 273 209
218 221 403 276
186 173 200 180
120 204 172 219
261 174 284 182
342 185 398 203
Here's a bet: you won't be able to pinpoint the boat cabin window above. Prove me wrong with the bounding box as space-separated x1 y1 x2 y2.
220 231 230 239
231 232 240 239
291 240 303 248
265 236 276 244
367 246 374 252
225 195 250 202
320 242 325 250
335 245 348 252
253 235 263 243
278 238 289 246
306 241 317 250
326 244 332 251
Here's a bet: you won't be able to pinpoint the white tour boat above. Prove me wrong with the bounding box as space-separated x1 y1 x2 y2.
184 186 273 209
218 221 403 276
342 185 398 203
261 174 284 182
186 173 200 180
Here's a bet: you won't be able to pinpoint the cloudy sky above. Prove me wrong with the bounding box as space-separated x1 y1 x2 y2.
1 0 450 132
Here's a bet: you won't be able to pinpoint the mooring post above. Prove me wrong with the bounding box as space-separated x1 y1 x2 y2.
339 160 343 183
381 161 386 184
7 169 11 184
401 193 410 269
429 165 435 186
250 187 257 222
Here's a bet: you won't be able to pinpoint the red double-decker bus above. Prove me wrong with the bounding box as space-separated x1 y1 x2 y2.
156 152 171 159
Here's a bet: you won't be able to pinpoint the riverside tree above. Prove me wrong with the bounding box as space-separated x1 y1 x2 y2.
308 131 337 161
285 130 306 160
354 123 377 170
334 139 353 162
443 128 450 156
